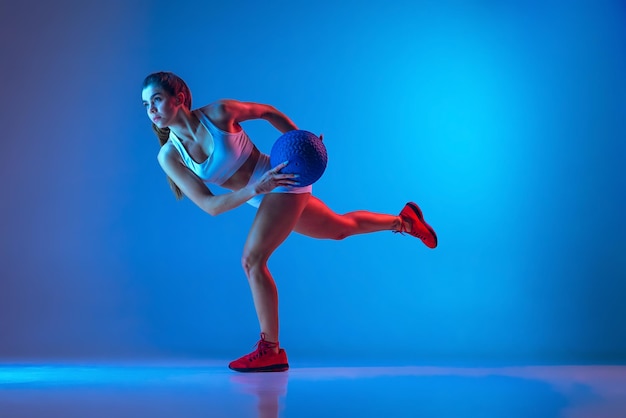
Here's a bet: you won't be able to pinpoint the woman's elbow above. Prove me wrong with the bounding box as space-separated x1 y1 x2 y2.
195 196 219 216
203 203 221 217
260 105 278 120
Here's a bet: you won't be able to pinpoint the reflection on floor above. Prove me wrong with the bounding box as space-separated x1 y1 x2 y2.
1 362 625 417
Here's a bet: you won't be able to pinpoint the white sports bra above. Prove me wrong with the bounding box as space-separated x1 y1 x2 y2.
168 109 255 186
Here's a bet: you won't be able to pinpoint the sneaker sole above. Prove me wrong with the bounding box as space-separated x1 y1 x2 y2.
229 363 289 373
407 202 438 248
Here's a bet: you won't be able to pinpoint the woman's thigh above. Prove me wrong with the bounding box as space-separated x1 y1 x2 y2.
294 196 352 240
243 192 311 262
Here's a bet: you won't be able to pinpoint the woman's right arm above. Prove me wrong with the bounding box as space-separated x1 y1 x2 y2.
157 145 295 216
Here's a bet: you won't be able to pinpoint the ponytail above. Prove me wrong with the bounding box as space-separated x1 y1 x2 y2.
152 123 184 200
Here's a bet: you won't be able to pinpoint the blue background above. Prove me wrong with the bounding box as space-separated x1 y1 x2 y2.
1 0 625 364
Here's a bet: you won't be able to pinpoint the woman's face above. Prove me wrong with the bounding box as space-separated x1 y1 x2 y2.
141 84 180 128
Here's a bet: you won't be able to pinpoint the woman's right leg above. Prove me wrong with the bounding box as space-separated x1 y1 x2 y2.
229 192 310 373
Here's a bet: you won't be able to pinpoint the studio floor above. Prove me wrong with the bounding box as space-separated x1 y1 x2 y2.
0 362 625 417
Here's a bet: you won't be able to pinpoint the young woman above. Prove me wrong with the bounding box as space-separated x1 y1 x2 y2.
141 72 437 373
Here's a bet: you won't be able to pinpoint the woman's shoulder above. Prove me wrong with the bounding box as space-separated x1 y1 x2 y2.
197 99 242 132
197 99 240 121
158 137 187 163
157 139 174 159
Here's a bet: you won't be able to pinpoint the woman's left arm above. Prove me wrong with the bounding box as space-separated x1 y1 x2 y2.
205 99 298 134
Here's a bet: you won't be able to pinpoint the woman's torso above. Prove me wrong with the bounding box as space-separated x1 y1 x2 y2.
168 106 260 190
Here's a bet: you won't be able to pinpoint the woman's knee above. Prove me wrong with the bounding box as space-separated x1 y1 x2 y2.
333 229 350 240
241 248 267 277
332 214 360 240
313 217 354 240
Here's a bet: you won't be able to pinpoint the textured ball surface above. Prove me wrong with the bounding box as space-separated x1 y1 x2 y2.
270 130 328 187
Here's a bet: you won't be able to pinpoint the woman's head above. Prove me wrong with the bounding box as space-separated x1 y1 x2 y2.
142 72 192 109
142 72 189 200
142 72 192 129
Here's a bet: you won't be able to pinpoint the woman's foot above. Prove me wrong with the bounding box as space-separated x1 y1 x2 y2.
396 202 438 248
228 333 289 373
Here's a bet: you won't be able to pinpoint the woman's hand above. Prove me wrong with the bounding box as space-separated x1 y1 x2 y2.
253 161 300 194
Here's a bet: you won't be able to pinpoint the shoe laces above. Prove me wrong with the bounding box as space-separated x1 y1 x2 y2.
393 217 427 241
248 332 278 362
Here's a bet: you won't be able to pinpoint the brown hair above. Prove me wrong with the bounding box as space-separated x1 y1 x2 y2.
142 72 192 200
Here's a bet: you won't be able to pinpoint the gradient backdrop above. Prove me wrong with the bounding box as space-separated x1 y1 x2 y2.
1 0 625 365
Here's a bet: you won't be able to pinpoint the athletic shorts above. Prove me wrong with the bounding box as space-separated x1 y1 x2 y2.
246 153 312 208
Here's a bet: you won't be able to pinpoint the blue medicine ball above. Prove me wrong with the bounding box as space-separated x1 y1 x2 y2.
270 130 328 187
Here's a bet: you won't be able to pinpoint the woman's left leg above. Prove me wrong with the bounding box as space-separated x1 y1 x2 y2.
294 196 401 239
294 196 438 247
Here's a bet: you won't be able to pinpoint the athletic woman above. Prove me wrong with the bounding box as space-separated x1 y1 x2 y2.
141 72 437 372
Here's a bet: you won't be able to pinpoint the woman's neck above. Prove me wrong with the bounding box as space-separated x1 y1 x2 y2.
169 108 200 142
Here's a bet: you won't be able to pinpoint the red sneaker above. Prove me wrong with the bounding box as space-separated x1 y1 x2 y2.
396 202 438 248
228 333 289 373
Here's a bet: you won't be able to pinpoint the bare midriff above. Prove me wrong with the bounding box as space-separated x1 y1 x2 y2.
220 146 261 191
